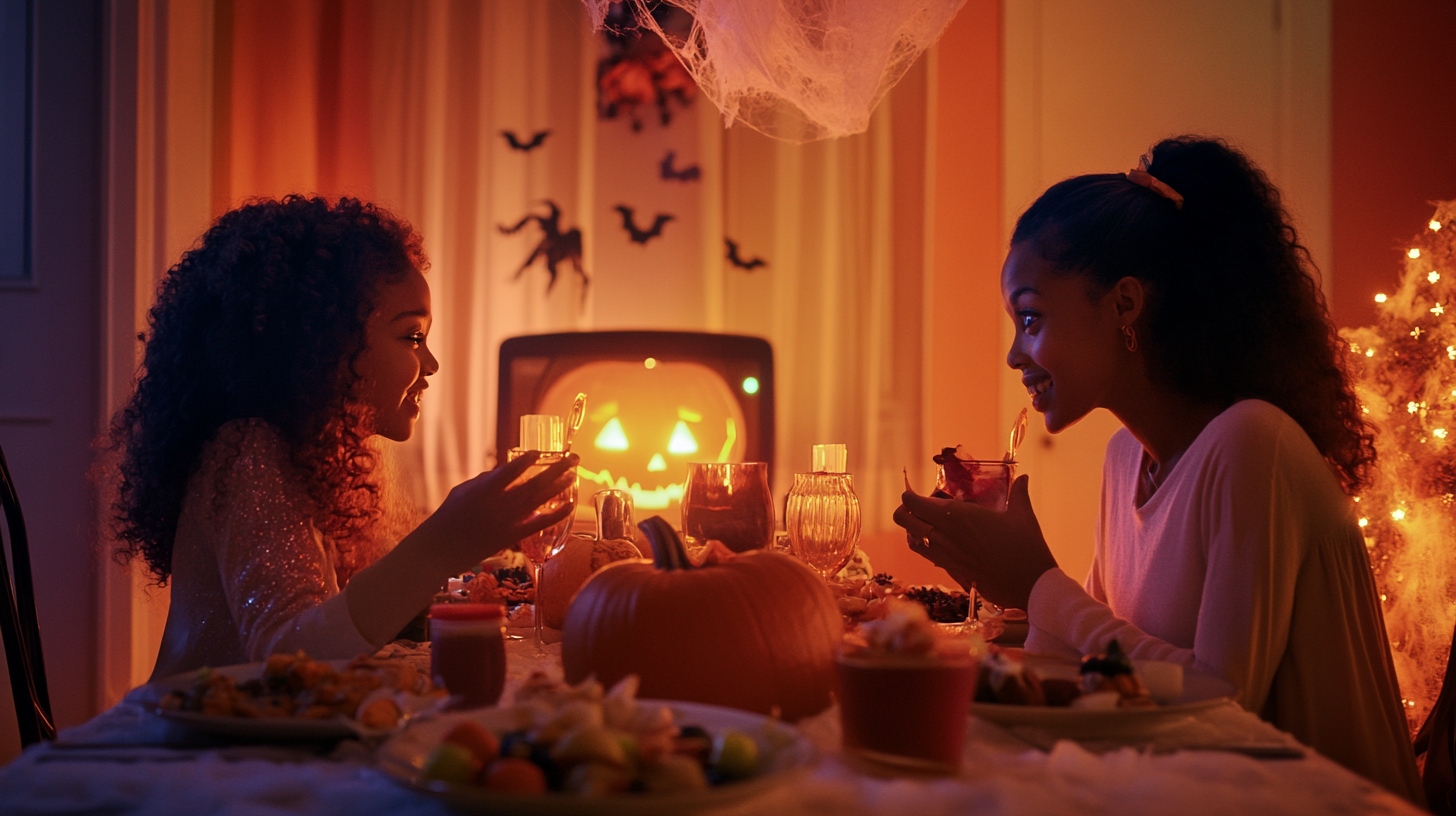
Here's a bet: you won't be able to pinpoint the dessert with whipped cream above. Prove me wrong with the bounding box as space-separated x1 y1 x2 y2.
836 600 980 770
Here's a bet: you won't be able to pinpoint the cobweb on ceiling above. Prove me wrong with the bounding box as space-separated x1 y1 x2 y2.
584 0 967 144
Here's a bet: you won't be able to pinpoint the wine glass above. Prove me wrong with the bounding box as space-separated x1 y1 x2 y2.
680 462 775 553
509 415 578 653
934 453 1015 630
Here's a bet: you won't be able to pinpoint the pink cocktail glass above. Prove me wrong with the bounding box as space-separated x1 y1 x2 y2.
933 450 1015 628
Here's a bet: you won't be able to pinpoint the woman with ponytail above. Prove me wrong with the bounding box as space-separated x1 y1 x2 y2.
896 137 1421 801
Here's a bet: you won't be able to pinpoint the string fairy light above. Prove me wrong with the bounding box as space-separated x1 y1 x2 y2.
1340 198 1456 734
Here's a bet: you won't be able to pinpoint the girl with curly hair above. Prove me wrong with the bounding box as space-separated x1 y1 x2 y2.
111 196 576 680
895 138 1421 800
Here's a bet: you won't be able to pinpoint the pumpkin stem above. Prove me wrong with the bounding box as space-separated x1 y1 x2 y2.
639 516 692 571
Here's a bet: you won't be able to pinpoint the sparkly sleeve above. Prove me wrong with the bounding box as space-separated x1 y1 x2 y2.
210 422 375 661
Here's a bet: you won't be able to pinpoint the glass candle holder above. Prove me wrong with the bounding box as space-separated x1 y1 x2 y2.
680 462 774 552
786 444 861 579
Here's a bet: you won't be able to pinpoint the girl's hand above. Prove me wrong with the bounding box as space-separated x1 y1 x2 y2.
426 451 579 571
892 474 1057 610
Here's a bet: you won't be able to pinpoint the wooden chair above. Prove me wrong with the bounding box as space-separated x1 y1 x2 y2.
0 442 55 745
1416 624 1456 814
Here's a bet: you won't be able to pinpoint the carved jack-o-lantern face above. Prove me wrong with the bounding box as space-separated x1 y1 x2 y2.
539 360 747 525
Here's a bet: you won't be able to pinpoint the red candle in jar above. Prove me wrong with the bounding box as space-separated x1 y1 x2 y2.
429 603 506 708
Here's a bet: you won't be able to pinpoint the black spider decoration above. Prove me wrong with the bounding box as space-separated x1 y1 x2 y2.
499 201 587 297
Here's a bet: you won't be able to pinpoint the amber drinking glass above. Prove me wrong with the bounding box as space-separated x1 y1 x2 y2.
508 415 578 653
680 462 775 553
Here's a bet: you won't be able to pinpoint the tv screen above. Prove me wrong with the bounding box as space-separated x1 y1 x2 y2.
497 331 774 527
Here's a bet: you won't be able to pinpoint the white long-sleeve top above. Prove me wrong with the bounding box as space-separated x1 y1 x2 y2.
1026 399 1422 802
151 420 375 680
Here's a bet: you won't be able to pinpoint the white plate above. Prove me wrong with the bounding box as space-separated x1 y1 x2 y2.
376 700 816 815
972 653 1233 733
974 695 1230 729
143 660 397 741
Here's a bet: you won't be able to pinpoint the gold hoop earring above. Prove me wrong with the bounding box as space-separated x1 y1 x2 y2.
1122 325 1138 353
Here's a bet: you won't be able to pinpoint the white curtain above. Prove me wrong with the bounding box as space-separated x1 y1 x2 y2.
363 0 597 504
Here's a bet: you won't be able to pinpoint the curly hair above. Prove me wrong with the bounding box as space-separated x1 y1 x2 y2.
1011 136 1375 494
109 196 427 584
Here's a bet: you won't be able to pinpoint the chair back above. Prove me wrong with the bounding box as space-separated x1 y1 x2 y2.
1416 623 1456 814
0 442 55 745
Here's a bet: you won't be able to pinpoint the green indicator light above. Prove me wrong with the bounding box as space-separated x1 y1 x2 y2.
742 376 760 395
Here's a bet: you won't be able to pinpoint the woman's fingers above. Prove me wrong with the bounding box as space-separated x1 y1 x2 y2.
899 490 963 523
510 501 574 540
1007 474 1033 516
498 454 578 507
893 503 937 540
474 450 541 494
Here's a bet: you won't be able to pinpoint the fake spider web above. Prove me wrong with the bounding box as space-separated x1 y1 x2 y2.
585 0 967 143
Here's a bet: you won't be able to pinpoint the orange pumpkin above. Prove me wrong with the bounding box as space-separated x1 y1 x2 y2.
537 533 643 630
561 517 842 721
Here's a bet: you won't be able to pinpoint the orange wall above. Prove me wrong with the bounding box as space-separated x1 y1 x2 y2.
865 0 1002 588
1331 0 1456 329
929 0 1003 463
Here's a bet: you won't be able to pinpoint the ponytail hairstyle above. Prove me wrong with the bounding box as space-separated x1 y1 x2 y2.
1011 136 1374 493
109 196 427 583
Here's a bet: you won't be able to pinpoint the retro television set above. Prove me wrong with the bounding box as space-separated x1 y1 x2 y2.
496 331 775 527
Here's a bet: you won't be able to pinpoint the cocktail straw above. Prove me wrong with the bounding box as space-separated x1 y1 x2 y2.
563 392 588 453
1004 408 1028 463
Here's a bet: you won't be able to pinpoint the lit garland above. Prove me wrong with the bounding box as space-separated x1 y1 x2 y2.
1341 200 1456 733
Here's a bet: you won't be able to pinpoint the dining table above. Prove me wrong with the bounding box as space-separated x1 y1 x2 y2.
0 636 1424 816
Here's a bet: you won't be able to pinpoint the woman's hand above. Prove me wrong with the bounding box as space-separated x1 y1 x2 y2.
892 474 1057 610
422 451 579 573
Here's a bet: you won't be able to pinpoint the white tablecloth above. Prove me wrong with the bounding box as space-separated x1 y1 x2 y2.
0 641 1422 816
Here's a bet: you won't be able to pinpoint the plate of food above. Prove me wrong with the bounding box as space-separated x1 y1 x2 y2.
971 643 1234 733
375 672 816 815
145 650 448 740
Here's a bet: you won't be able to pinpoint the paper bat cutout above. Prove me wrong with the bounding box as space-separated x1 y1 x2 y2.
725 238 767 271
614 205 674 244
501 130 551 152
659 151 701 182
499 201 587 297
